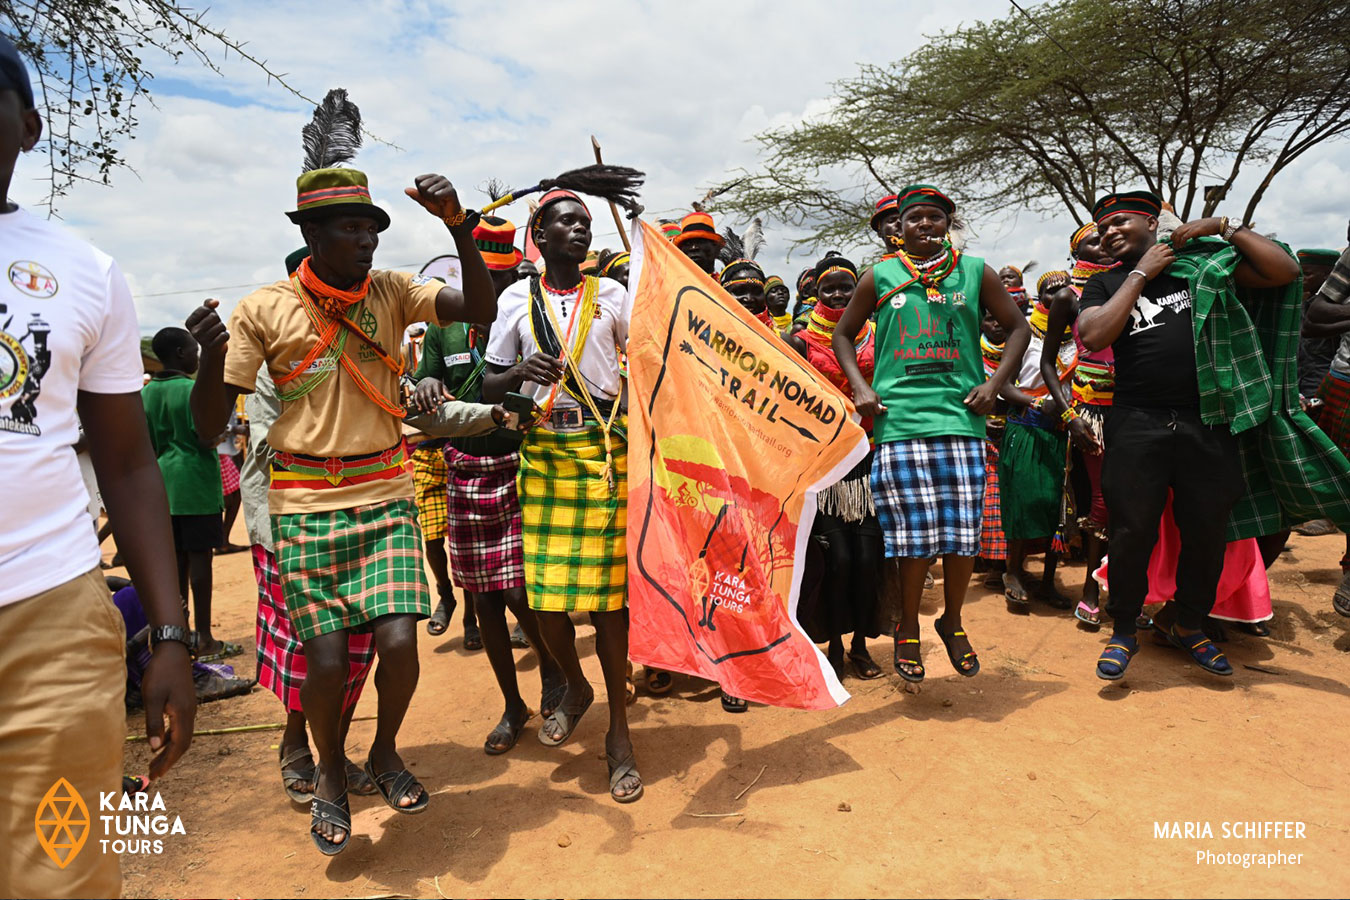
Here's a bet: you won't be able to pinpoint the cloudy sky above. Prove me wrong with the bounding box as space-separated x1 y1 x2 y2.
11 0 1350 333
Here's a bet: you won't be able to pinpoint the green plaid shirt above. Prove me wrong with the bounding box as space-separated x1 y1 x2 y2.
1169 238 1350 540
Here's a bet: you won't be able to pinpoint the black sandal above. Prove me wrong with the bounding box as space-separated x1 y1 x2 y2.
463 621 483 651
426 594 454 637
345 758 377 796
848 649 884 680
309 767 351 857
893 632 925 683
720 691 748 713
280 747 315 804
484 713 527 756
1003 573 1030 613
933 617 980 677
538 691 595 746
540 681 566 721
364 760 429 815
607 749 644 804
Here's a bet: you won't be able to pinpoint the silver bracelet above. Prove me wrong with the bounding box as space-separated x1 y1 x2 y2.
1128 268 1149 280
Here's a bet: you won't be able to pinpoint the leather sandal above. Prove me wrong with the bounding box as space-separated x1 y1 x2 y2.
309 766 351 857
933 617 979 677
607 750 644 804
893 633 925 683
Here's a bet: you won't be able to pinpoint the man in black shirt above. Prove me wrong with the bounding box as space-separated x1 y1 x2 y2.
1078 190 1300 680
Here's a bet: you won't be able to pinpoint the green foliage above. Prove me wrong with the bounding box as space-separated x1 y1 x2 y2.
716 0 1350 258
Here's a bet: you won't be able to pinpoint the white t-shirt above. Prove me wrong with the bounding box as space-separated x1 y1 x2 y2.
485 275 628 410
0 207 144 607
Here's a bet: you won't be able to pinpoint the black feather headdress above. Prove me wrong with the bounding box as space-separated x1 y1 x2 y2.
301 88 363 173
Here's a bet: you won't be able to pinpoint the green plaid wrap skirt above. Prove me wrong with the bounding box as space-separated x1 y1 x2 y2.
273 498 431 641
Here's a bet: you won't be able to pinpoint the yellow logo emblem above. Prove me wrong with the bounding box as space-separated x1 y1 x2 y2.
35 778 90 868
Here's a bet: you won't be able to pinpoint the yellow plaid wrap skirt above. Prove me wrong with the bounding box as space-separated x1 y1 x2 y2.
411 442 449 541
517 420 627 613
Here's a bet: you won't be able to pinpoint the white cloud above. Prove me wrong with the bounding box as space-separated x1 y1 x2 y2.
13 0 1350 333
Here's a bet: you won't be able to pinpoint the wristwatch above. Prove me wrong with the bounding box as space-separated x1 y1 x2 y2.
150 625 196 653
1220 216 1243 241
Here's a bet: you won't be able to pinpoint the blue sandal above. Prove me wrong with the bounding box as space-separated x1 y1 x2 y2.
1096 636 1138 681
1166 627 1233 676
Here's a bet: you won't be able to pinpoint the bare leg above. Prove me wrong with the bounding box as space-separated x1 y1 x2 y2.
187 549 218 651
892 558 930 677
534 612 590 743
592 608 640 799
424 538 451 593
501 588 565 712
474 590 529 751
367 613 424 807
175 549 190 621
301 630 351 845
1081 532 1106 608
1039 549 1071 609
220 490 242 547
1004 540 1029 608
938 554 978 666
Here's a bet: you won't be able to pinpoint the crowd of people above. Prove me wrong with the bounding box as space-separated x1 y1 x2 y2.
5 36 1350 895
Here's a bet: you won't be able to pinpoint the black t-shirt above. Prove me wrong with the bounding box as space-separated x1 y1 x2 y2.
1080 269 1200 409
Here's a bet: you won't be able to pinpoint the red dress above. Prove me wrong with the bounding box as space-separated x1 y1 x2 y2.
1093 493 1272 623
800 304 875 433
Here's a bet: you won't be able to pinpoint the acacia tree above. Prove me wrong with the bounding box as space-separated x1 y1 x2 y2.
1 1 318 208
716 0 1350 259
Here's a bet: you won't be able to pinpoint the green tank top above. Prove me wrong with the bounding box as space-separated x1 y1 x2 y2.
870 252 986 444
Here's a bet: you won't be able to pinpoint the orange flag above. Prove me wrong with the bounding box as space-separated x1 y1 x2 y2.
625 220 868 709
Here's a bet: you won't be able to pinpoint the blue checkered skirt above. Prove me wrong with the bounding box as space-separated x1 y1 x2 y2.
871 436 986 559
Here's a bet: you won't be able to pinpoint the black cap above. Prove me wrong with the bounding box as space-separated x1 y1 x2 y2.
0 34 35 109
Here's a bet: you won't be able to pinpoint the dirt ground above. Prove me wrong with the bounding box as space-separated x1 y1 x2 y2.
112 520 1350 899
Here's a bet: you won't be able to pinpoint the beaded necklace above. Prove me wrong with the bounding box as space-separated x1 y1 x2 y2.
1070 258 1119 291
804 302 869 348
980 334 1004 378
897 240 960 302
542 273 584 319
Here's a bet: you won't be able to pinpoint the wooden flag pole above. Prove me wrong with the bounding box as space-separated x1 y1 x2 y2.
591 135 631 251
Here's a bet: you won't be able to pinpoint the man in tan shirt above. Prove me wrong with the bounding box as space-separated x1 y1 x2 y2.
188 165 498 855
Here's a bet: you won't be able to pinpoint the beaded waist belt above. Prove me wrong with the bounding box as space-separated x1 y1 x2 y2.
1072 359 1115 405
270 441 407 491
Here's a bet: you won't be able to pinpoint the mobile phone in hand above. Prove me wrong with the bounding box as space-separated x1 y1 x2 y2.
503 391 536 431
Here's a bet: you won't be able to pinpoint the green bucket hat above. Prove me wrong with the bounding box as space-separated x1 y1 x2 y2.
285 167 390 231
1297 248 1342 266
896 184 956 218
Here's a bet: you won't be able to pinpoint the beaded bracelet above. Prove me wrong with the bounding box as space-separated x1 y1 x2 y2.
1061 405 1080 424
